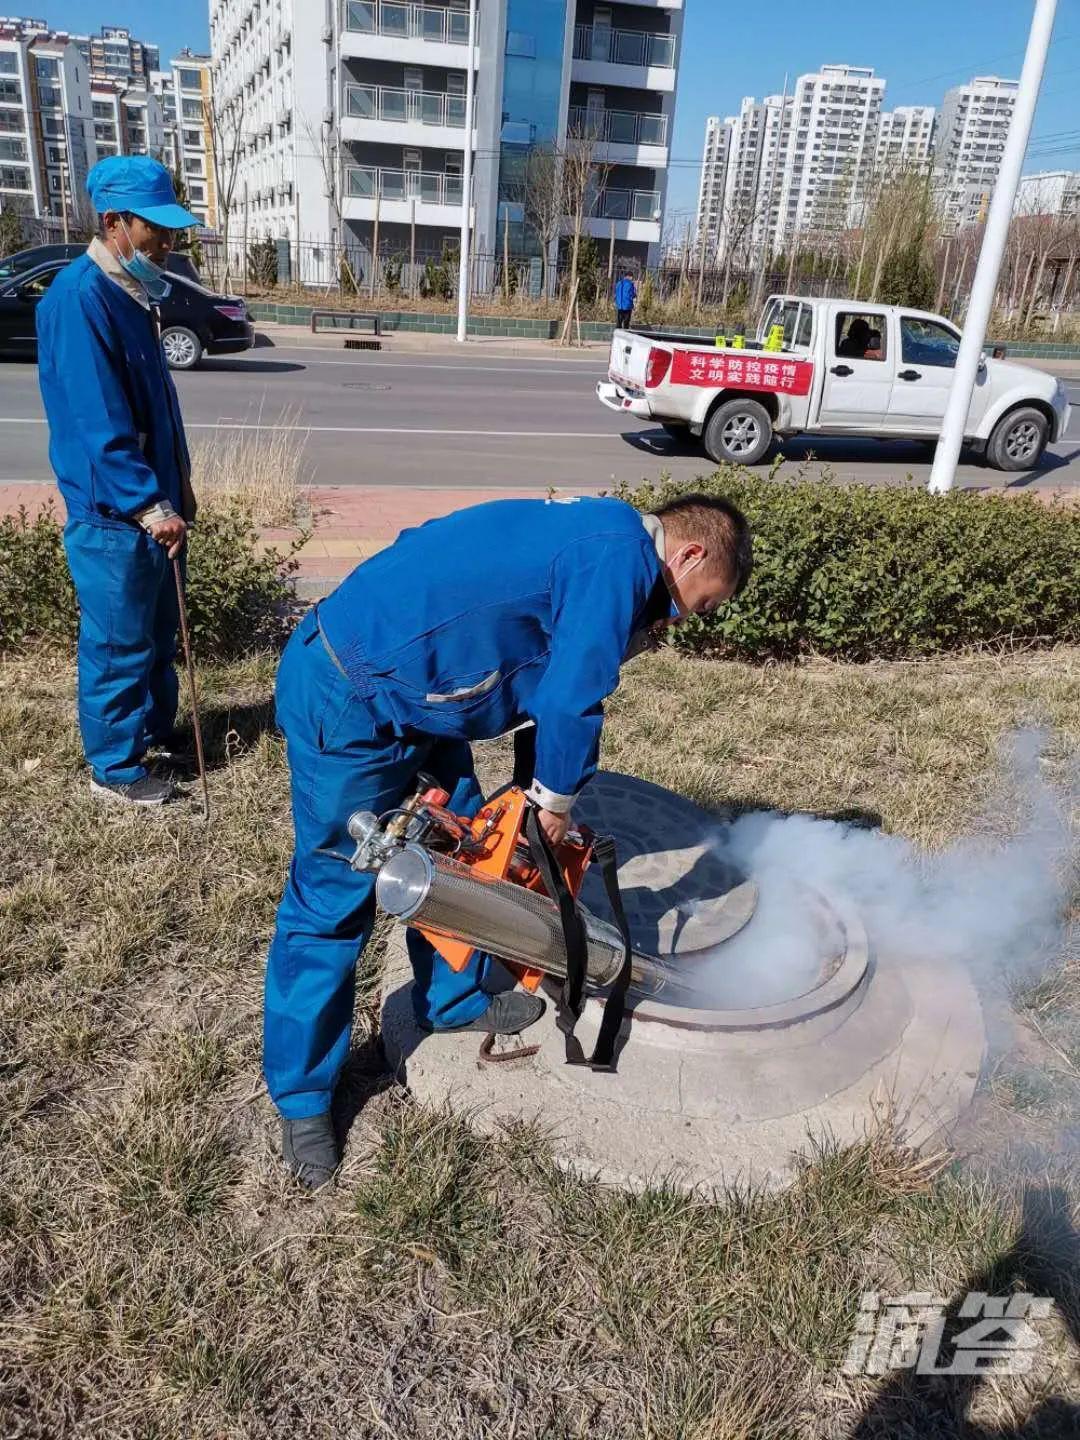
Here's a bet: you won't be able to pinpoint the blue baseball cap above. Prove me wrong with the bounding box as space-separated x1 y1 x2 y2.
86 154 199 229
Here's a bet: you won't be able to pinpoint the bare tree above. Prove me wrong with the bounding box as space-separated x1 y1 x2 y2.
303 115 359 293
204 88 244 291
560 119 614 339
522 144 564 298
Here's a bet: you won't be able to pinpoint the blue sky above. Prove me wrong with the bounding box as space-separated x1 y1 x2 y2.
42 1 1080 219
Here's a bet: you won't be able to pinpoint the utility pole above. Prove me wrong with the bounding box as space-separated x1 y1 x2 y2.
929 0 1059 494
456 0 477 343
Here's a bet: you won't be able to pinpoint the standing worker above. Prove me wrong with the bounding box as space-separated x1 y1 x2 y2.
266 493 753 1188
36 156 200 807
614 269 637 330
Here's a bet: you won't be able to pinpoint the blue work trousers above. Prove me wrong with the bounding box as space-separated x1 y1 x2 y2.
63 519 180 787
264 610 491 1119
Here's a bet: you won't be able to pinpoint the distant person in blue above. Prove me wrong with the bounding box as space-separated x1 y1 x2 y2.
266 493 753 1187
36 155 199 808
614 270 637 329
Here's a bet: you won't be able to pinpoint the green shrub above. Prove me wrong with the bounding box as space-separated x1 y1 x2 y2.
0 502 303 660
246 235 279 288
617 471 1080 661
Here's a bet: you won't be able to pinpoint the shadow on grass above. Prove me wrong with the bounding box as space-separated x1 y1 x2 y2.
849 1183 1080 1439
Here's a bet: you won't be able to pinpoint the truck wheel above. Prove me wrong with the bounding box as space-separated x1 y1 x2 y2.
703 398 773 466
161 325 203 370
986 407 1049 471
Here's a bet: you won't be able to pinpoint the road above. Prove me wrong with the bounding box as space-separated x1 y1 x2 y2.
2 338 1078 493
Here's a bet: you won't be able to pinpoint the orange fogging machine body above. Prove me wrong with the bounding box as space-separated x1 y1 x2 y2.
342 780 668 998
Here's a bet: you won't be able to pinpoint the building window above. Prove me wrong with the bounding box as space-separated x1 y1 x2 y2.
188 182 205 200
0 162 32 190
182 98 203 118
38 85 62 109
0 136 28 161
34 57 60 80
177 67 202 90
0 51 18 75
182 128 202 146
0 77 23 103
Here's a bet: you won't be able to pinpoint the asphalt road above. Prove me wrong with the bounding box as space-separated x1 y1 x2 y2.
2 340 1078 493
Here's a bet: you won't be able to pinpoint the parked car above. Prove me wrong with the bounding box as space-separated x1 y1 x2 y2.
597 293 1071 472
0 257 254 368
0 243 201 287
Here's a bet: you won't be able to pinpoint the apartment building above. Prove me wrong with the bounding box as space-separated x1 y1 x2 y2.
0 18 95 225
210 0 683 275
875 104 935 174
934 75 1017 229
695 114 730 261
773 64 884 252
1015 169 1080 220
167 52 216 227
78 25 160 85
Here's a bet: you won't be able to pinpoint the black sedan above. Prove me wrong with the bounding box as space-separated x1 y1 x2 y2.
0 256 254 368
0 243 202 287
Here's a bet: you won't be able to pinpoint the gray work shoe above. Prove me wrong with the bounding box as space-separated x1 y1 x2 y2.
90 773 176 807
424 991 546 1036
282 1114 340 1191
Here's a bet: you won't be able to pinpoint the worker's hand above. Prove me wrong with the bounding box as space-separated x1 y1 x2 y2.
537 807 570 849
148 515 187 560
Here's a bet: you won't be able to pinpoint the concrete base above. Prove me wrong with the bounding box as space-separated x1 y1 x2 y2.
378 774 986 1191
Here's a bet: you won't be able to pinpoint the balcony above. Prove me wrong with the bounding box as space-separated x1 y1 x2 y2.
578 186 661 243
567 105 669 167
343 163 471 226
342 82 471 148
341 1 477 70
571 23 677 91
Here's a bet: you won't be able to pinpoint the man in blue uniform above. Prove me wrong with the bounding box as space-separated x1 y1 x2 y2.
36 156 199 807
614 270 637 329
267 492 752 1187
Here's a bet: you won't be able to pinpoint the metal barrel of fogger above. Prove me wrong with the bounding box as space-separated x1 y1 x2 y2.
375 844 669 994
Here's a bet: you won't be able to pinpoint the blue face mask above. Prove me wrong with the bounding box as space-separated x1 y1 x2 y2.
118 219 172 301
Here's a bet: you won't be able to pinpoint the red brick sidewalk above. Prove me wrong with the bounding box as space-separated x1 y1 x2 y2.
0 482 554 584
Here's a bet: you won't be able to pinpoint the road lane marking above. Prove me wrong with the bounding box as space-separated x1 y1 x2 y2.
0 417 621 439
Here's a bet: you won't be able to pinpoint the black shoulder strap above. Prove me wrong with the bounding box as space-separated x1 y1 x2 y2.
588 833 634 1071
524 809 633 1072
524 804 588 1067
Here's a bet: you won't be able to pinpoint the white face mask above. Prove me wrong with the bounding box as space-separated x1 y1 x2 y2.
668 553 703 616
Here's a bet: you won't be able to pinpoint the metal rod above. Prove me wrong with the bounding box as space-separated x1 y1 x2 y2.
929 0 1059 494
456 0 477 343
172 556 209 821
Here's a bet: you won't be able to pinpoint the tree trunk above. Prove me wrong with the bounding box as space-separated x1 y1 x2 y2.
1024 251 1050 330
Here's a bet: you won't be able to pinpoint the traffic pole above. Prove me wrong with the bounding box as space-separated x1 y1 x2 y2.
456 0 478 343
928 0 1059 494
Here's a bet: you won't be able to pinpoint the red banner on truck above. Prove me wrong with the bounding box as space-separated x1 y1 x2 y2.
670 349 814 396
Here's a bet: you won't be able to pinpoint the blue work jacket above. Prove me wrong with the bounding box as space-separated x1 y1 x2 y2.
317 497 674 809
614 277 637 311
36 253 191 526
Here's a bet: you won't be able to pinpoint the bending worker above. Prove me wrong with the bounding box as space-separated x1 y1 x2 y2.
36 155 199 807
266 493 753 1188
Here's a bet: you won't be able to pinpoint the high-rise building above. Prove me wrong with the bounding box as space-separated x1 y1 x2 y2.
1015 169 1080 220
0 17 95 225
934 76 1017 229
78 25 160 86
210 0 684 275
695 114 731 262
773 64 885 253
875 104 935 174
167 51 215 228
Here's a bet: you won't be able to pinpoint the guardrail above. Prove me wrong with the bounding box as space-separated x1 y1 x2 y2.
344 1 472 45
345 165 464 206
567 105 668 147
344 82 466 128
573 24 675 69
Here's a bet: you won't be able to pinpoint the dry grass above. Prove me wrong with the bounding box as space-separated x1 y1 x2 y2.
1 647 1078 1437
189 409 313 528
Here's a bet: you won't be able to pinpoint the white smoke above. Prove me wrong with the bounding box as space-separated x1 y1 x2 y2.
701 730 1078 1009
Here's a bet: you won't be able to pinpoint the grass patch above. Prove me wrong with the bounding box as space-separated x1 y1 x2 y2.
0 646 1077 1435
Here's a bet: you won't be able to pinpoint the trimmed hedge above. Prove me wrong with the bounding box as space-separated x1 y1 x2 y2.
617 470 1080 660
0 502 302 660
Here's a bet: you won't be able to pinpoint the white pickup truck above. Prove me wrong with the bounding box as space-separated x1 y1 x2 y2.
597 294 1071 471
